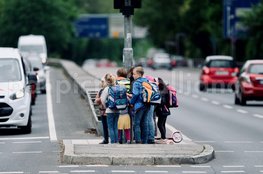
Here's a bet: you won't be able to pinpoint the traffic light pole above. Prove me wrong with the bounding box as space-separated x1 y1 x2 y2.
123 16 133 70
123 0 134 70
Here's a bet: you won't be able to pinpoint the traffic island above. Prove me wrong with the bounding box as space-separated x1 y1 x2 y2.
62 139 214 165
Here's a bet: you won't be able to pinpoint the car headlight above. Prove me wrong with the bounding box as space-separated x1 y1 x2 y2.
10 88 25 100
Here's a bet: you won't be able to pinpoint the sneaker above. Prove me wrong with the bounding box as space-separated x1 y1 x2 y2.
99 140 108 144
148 140 155 144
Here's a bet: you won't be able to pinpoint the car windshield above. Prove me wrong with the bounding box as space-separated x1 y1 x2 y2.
207 60 234 68
19 45 44 54
0 59 21 82
249 64 263 74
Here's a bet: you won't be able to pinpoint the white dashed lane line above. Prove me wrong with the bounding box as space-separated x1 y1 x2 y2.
254 114 263 118
111 170 135 173
12 141 41 144
236 109 248 114
70 170 95 173
223 105 233 109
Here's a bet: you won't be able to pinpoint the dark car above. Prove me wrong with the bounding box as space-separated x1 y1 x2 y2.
199 55 239 91
235 60 263 105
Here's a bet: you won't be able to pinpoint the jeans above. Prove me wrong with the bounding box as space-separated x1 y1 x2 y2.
101 115 109 142
147 105 155 142
134 106 150 144
107 113 119 143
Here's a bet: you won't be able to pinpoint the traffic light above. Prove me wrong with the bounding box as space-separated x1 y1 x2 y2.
114 0 141 16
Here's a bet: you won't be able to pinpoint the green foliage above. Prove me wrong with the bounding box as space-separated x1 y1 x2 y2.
0 0 77 58
243 2 263 59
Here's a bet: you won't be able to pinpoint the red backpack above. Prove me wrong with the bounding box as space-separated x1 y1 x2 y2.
167 85 178 108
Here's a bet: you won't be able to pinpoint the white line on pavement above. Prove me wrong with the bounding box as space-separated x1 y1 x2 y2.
236 109 248 114
201 97 209 102
46 70 57 142
255 165 263 168
223 105 233 109
58 165 79 168
211 101 220 105
155 165 181 168
85 165 108 167
39 171 59 173
145 171 168 173
223 165 244 168
111 170 135 173
70 170 95 173
254 114 263 118
221 171 245 173
191 94 199 98
215 151 235 153
190 165 211 168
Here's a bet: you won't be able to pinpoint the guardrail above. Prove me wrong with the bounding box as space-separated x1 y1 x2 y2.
47 59 103 136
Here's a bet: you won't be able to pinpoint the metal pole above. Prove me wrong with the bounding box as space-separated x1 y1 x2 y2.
123 0 134 70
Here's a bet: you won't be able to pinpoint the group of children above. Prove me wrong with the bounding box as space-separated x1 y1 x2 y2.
95 66 171 144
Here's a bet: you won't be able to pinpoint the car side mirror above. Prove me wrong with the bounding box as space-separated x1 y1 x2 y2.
33 67 39 72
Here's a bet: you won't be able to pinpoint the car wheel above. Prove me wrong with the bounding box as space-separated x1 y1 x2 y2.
234 93 240 105
20 116 32 134
199 84 206 92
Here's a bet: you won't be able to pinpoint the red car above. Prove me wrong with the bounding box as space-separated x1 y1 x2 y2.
199 55 239 91
235 60 263 105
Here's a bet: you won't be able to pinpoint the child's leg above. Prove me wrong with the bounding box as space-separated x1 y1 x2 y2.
124 129 131 141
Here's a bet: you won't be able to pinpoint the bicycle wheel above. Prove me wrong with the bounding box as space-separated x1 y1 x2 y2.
172 131 183 143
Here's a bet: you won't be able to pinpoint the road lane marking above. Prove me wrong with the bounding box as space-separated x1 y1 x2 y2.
46 70 57 142
111 170 135 173
12 141 41 144
0 136 49 141
236 109 248 114
0 142 5 144
201 97 208 102
223 105 233 109
145 171 168 173
39 171 59 173
255 165 263 168
215 151 234 153
211 101 220 105
70 170 95 173
13 151 42 154
223 166 244 168
182 171 207 174
254 114 263 118
221 171 245 173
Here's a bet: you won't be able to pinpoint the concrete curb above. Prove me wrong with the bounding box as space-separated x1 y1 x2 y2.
62 141 215 165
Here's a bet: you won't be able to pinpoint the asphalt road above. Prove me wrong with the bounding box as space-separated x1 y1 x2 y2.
0 66 262 173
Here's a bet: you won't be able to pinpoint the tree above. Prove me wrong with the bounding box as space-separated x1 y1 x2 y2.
0 0 77 58
243 2 263 59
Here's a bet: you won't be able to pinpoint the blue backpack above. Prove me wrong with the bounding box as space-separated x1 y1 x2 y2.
141 81 161 105
106 85 128 110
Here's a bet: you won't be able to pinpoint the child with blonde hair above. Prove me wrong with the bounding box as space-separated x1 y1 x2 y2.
101 73 120 144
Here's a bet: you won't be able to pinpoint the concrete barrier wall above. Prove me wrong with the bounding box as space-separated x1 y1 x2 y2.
47 59 103 136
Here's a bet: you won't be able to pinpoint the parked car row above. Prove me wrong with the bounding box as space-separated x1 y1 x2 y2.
199 55 263 106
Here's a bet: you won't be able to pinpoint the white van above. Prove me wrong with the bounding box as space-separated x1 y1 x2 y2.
0 47 32 133
18 34 47 64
